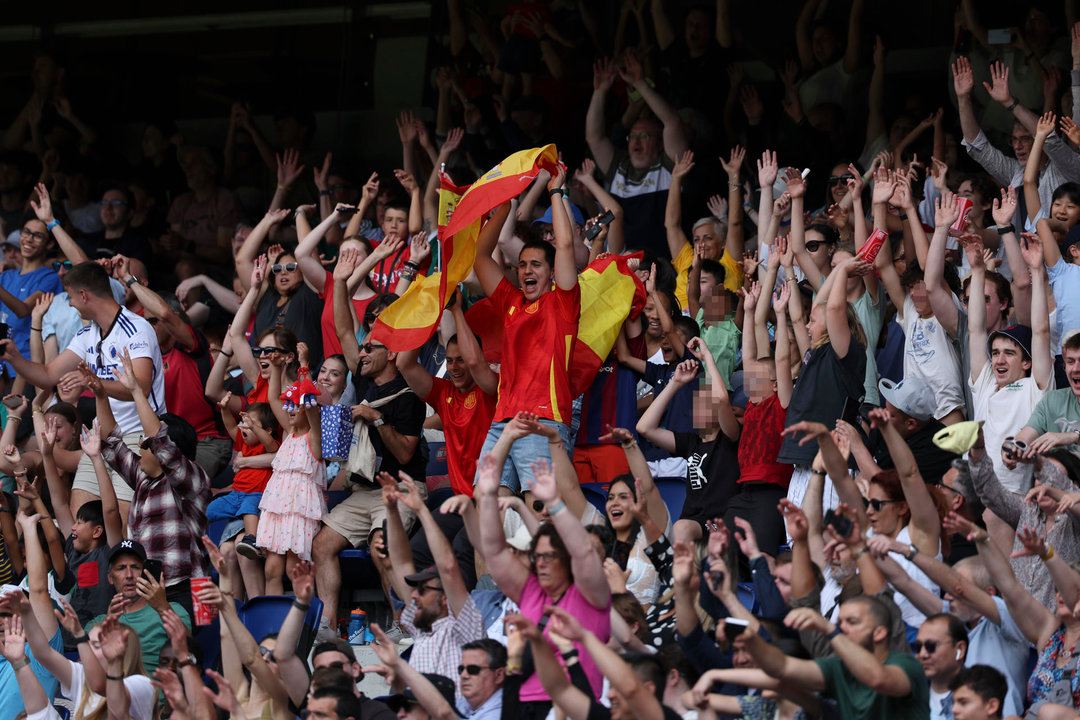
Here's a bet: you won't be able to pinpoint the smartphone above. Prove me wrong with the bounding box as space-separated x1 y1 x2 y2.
823 509 853 539
0 323 9 340
841 396 862 428
584 209 616 241
1 396 22 410
143 558 163 580
336 205 358 215
987 28 1011 45
724 618 749 642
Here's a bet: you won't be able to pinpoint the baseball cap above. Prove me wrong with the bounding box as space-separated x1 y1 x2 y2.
878 377 935 422
3 232 19 249
385 673 464 716
986 324 1032 360
533 203 586 228
403 565 440 587
108 539 147 566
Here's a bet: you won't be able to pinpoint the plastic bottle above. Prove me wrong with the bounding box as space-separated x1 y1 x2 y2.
348 608 367 646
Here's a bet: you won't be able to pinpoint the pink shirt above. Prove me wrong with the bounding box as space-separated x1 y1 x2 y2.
517 573 611 702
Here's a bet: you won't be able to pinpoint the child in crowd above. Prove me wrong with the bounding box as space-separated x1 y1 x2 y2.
689 257 740 389
207 395 279 595
255 342 326 595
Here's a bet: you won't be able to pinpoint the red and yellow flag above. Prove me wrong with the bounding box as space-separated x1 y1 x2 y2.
569 253 646 396
372 144 559 351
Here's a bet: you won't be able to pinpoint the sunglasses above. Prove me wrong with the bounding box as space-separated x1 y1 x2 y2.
626 132 656 142
101 199 126 207
258 646 276 662
459 664 500 675
827 174 855 186
364 311 378 325
417 584 444 595
805 240 830 253
360 342 386 353
912 640 942 654
252 346 283 357
862 497 902 512
52 260 73 271
271 262 298 274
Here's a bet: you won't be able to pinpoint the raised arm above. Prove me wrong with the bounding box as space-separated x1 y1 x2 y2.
666 152 694 260
549 168 578 292
475 428 533 603
688 337 739 442
448 297 498 395
784 168 823 290
79 420 123 547
772 284 794 408
399 473 471 617
636 359 698 453
964 236 990 383
1024 112 1055 219
1020 233 1054 390
586 59 618 175
230 257 267 386
618 53 688 159
294 206 344 293
952 57 983 145
235 210 289 293
925 195 961 337
30 183 88 265
867 408 940 554
473 202 513 298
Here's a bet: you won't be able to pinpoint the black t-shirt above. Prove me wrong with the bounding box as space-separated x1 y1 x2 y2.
867 420 959 485
77 229 151 264
673 430 739 521
355 373 428 483
254 284 324 366
60 537 114 631
778 342 866 466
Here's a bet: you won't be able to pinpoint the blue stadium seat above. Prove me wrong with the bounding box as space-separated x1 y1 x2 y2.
580 483 608 514
237 595 323 658
655 479 686 519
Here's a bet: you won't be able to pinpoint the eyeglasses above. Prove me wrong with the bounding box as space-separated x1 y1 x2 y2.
459 664 500 675
271 262 298 274
862 497 902 512
252 346 283 357
626 132 655 142
530 551 559 564
20 227 47 242
52 260 72 271
417 584 444 595
827 174 855 186
258 646 276 662
912 639 942 654
360 342 386 353
101 199 127 207
805 240 829 253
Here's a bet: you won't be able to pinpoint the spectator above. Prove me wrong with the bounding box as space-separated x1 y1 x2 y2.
912 613 969 720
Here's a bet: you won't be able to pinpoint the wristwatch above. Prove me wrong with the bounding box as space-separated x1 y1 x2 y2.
372 417 385 428
125 275 139 288
906 544 919 561
177 653 197 669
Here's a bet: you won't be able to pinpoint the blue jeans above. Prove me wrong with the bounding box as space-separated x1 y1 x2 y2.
474 418 572 493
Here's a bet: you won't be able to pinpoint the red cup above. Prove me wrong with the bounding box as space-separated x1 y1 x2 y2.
856 228 889 266
191 577 218 626
948 196 974 237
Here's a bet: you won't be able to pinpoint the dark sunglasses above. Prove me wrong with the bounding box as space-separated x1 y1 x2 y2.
360 342 386 353
912 640 941 654
252 346 283 357
805 240 830 252
271 262 298 274
827 174 855 186
862 497 902 512
417 584 444 595
459 664 500 675
258 646 276 662
363 311 378 325
52 260 73 271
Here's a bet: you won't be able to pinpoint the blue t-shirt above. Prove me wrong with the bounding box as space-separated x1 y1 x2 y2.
0 626 64 720
1047 257 1080 355
0 266 63 372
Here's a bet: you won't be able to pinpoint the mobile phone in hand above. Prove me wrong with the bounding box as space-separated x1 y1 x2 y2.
724 618 749 642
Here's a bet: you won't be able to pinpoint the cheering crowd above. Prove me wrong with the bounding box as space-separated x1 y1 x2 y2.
6 1 1080 719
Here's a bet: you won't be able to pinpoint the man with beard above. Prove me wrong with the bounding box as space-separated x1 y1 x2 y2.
865 538 1030 717
742 596 929 720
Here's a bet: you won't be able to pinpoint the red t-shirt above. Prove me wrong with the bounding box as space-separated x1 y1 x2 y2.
245 375 269 406
319 272 376 358
423 377 498 496
161 325 221 440
490 278 580 424
367 241 431 295
738 394 794 487
232 434 273 493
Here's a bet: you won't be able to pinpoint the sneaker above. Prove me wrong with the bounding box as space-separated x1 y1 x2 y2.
235 535 263 560
382 622 411 646
315 619 339 644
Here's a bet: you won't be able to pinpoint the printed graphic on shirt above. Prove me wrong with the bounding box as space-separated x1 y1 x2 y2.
688 451 709 490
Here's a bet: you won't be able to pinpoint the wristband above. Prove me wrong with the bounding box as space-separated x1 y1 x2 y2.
506 663 523 674
30 327 41 332
620 439 638 449
32 407 43 414
1041 543 1055 562
728 182 741 189
10 658 28 671
906 544 919 561
106 673 124 681
219 350 233 358
826 627 843 641
71 634 90 645
292 600 310 612
7 416 19 423
45 220 59 231
318 189 332 197
404 261 420 270
548 188 566 198
898 213 908 221
546 499 566 515
995 224 1015 236
276 184 290 191
1006 100 1019 112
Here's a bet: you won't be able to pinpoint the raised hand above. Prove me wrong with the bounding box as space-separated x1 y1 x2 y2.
31 292 53 323
395 110 419 145
672 151 695 180
0 615 26 664
991 186 1018 226
574 158 598 186
98 616 131 663
201 535 228 577
671 359 700 386
1036 111 1057 140
152 668 189 715
54 598 85 638
333 246 360 281
361 172 380 204
778 499 809 542
29 183 55 224
409 232 431 264
983 61 1013 106
276 148 305 189
935 193 961 228
733 517 761 559
441 494 475 517
313 152 333 191
952 56 974 98
960 233 986 270
782 167 805 199
202 669 243 715
475 453 501 496
706 517 729 559
706 194 728 220
1011 525 1049 559
112 348 138 393
720 145 746 180
440 127 465 158
617 51 644 86
547 605 587 642
288 560 315 603
593 57 617 91
1061 116 1080 146
523 458 558 504
598 425 634 445
772 281 791 313
757 150 779 188
1019 232 1044 269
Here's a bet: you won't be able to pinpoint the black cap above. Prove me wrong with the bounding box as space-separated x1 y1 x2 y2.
384 674 464 716
403 565 440 587
108 539 147 566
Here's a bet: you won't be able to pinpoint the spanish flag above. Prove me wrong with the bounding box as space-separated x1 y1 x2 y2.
570 253 646 396
372 145 560 351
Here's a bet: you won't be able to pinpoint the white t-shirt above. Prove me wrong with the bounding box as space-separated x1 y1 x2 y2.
899 295 965 420
582 503 672 607
60 660 156 720
971 363 1050 493
868 524 940 628
65 307 165 434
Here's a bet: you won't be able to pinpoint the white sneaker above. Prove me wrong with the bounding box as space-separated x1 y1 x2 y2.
315 620 340 644
381 622 410 646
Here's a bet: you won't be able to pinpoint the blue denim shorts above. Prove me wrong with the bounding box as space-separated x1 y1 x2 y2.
474 418 571 493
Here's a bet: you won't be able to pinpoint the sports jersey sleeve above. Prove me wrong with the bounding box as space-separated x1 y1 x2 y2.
488 277 516 312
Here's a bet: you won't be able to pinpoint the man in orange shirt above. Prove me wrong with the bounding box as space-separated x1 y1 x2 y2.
471 167 580 492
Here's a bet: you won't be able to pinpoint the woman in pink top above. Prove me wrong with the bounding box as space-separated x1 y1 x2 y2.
476 421 611 720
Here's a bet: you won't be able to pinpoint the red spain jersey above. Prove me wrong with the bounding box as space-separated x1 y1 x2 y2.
423 377 498 496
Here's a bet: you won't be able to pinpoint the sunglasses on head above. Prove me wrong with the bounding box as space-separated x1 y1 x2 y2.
252 346 283 357
271 262 298 274
912 639 941 654
52 260 72 271
862 497 902 512
360 342 386 353
827 174 855 186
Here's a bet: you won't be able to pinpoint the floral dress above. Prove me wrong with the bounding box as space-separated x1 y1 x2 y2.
1028 625 1080 712
255 431 326 560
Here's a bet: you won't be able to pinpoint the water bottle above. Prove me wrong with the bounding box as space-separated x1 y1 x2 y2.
348 609 367 646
